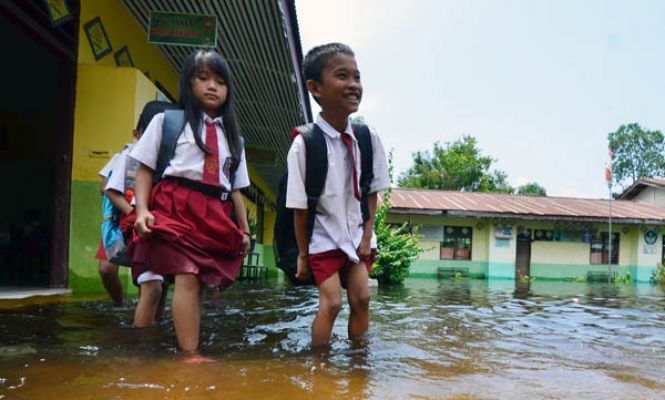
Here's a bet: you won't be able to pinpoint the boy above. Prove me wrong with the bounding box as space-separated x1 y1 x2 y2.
286 43 390 347
104 101 176 326
96 153 123 306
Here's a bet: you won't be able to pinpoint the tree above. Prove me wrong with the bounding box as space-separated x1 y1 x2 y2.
371 153 424 285
397 136 514 193
608 123 665 187
517 182 547 196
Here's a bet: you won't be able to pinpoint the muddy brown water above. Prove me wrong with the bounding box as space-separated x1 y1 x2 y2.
1 279 664 399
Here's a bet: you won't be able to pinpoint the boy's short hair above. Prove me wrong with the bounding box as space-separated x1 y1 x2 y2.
302 43 355 83
136 101 179 132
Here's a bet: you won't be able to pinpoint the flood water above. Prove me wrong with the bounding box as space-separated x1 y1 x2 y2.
1 279 664 400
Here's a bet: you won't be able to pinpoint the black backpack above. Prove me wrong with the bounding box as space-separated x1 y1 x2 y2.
273 123 374 285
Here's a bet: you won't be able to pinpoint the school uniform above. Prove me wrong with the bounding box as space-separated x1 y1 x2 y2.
103 144 153 284
129 113 249 289
95 153 122 261
286 114 390 287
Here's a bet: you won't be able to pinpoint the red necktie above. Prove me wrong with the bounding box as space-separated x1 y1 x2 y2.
203 120 219 185
341 132 361 201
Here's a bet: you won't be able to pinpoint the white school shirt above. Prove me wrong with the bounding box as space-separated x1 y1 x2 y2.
286 114 390 263
129 113 250 191
104 144 133 195
98 153 120 178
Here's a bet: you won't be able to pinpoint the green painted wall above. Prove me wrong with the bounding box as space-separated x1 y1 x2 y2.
69 180 134 294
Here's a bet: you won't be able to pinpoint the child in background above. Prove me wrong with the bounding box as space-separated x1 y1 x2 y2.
96 152 123 306
131 49 251 355
104 101 178 327
286 43 390 348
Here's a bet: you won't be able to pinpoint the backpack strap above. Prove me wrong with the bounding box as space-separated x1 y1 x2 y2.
352 123 374 222
293 123 328 240
153 109 185 185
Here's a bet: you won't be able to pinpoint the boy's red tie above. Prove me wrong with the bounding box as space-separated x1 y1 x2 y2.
341 132 361 201
203 121 219 185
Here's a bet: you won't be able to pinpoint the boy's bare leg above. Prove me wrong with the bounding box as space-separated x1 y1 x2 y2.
98 260 123 306
172 274 201 352
154 283 169 321
312 273 343 348
346 262 370 340
133 280 163 327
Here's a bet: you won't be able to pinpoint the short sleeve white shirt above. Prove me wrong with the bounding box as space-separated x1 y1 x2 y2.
129 113 250 191
104 144 133 194
285 114 390 262
98 153 120 178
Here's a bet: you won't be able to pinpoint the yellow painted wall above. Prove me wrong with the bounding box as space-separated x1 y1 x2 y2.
531 242 590 264
79 0 178 97
72 66 169 181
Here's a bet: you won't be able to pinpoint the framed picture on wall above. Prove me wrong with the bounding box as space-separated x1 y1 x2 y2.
84 16 112 61
114 46 134 67
43 0 73 26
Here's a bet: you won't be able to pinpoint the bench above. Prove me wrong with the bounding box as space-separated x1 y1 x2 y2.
237 252 267 281
438 266 470 279
586 270 616 283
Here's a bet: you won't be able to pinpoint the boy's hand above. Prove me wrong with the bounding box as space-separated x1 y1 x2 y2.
295 253 311 281
134 209 155 239
357 238 371 261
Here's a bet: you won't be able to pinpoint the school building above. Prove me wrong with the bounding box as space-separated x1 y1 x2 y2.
0 0 309 295
388 183 665 283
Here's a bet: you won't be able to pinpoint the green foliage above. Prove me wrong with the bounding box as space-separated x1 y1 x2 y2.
575 276 587 283
517 182 547 196
397 136 513 193
651 263 665 287
371 152 424 285
613 271 632 285
246 210 257 239
608 123 665 187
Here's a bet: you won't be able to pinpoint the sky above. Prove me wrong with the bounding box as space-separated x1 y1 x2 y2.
294 0 665 199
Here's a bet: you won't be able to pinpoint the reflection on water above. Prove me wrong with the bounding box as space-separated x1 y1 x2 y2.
1 279 664 399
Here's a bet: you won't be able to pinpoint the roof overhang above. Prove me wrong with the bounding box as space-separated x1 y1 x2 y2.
120 0 311 194
388 208 665 225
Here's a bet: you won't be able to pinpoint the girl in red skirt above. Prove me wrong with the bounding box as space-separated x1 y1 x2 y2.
130 50 251 354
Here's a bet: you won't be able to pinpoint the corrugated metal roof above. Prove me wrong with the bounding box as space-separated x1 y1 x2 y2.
618 177 665 200
389 188 665 225
120 0 310 192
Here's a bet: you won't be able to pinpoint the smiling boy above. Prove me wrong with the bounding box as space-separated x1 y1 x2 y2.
286 43 390 347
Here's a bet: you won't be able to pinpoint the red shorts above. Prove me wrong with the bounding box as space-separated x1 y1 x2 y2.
95 240 107 261
309 249 376 289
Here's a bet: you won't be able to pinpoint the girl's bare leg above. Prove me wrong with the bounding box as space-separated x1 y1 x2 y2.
172 274 201 352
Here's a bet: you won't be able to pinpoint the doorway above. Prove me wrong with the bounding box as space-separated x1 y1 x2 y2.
0 1 78 288
515 230 532 280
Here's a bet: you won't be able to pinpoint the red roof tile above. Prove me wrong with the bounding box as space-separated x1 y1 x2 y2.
388 188 665 224
618 177 665 200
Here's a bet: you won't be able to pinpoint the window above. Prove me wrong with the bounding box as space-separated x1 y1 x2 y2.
440 226 472 260
590 232 619 265
533 229 553 241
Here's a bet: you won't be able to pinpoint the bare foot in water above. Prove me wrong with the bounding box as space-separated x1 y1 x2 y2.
181 351 214 364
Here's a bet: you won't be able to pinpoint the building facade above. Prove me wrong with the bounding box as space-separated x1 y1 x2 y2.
388 188 665 283
0 0 308 294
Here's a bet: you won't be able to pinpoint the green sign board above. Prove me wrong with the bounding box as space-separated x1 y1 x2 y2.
148 11 216 47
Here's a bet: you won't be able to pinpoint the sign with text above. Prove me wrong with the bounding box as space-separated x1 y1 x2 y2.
148 11 217 47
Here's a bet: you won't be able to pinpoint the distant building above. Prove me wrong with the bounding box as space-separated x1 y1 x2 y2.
387 188 665 283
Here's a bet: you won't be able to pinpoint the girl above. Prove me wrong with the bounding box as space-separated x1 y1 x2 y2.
129 50 251 354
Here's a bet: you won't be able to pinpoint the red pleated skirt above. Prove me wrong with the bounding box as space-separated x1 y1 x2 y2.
129 179 244 289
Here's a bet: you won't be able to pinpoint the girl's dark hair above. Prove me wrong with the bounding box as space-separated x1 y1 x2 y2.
302 43 355 83
179 49 242 161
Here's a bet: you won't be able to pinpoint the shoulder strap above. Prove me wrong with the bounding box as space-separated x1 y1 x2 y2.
293 123 328 239
352 123 374 222
153 109 185 185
